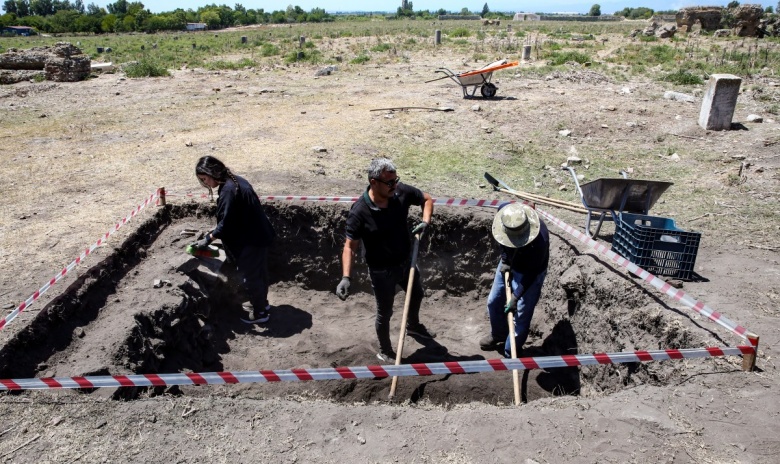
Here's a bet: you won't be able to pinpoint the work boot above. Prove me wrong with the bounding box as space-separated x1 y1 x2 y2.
479 334 503 350
242 303 270 324
376 349 397 363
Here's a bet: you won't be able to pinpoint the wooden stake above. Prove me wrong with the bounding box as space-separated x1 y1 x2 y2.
742 335 759 372
505 272 521 406
389 233 421 400
157 187 166 206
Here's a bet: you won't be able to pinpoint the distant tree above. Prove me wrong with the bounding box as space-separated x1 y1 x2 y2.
3 0 16 13
30 0 54 16
200 9 219 28
13 0 29 16
727 1 739 8
460 7 470 15
73 0 83 13
436 8 446 15
481 3 489 16
765 6 773 14
106 0 126 15
86 2 102 15
588 4 601 16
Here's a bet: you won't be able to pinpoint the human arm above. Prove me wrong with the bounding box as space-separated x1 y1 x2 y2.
337 238 360 300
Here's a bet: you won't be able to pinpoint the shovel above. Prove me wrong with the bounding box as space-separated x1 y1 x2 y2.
504 271 521 406
484 172 588 214
388 233 422 400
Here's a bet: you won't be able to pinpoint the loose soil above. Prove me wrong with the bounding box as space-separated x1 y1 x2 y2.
0 31 779 463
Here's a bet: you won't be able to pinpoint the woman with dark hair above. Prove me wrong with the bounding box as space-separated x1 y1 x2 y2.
193 156 276 323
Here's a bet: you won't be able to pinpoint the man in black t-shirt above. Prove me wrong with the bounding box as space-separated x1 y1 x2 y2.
335 158 435 363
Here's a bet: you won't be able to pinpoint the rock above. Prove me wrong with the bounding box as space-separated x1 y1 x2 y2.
714 29 731 38
558 185 567 191
73 327 85 338
669 153 680 162
746 114 763 123
655 24 677 38
558 129 571 137
312 146 327 153
626 121 638 127
567 155 581 165
731 154 747 160
471 104 481 111
153 279 163 288
664 91 696 103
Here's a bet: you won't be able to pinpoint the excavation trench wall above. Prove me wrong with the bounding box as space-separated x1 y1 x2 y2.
0 203 718 404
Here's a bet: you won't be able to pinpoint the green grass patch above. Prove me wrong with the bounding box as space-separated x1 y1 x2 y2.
370 43 392 52
449 27 471 38
124 58 170 78
547 50 591 65
661 69 704 85
350 54 370 64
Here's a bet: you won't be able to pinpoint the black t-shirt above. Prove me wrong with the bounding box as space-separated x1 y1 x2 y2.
212 175 275 256
346 183 425 268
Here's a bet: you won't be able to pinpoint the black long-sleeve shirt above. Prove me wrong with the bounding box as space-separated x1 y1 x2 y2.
211 175 275 256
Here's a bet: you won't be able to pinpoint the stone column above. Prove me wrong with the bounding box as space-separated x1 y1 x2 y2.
698 74 741 131
435 30 441 45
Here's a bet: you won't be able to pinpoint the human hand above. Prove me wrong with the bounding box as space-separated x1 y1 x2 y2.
498 261 511 275
192 234 211 249
336 276 351 301
504 295 518 314
411 221 428 237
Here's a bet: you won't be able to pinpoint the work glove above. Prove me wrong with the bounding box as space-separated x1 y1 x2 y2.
336 276 351 301
192 234 212 249
411 221 428 237
504 294 518 314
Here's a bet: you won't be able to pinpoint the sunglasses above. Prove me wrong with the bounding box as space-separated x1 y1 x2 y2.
374 177 400 188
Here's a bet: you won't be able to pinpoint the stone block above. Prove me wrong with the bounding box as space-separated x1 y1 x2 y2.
698 74 741 131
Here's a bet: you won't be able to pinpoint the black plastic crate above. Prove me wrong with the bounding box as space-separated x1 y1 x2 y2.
611 213 701 281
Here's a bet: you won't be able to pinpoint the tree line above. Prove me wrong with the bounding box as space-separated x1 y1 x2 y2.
4 1 776 35
0 1 336 34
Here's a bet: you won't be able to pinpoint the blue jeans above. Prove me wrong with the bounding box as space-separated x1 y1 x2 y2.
369 263 424 353
486 262 546 358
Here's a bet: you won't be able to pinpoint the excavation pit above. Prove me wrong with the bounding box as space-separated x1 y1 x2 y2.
0 202 724 405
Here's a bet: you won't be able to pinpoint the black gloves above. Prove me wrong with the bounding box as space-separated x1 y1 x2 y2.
336 276 351 301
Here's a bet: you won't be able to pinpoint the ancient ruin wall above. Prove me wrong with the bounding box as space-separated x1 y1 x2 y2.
0 42 90 84
676 7 723 32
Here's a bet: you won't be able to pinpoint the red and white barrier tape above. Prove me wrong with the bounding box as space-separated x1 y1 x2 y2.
0 191 160 331
165 191 514 208
0 346 754 391
535 208 757 343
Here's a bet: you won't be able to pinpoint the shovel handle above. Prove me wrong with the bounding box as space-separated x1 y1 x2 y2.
505 271 521 406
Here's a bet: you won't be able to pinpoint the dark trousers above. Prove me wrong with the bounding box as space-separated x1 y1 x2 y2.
369 263 424 352
236 246 270 311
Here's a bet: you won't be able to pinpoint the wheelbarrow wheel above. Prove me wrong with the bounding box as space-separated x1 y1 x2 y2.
481 83 497 98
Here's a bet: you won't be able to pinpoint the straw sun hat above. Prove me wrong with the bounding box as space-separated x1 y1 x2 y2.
491 203 541 248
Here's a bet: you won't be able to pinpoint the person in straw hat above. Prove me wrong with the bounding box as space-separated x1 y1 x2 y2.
480 202 550 357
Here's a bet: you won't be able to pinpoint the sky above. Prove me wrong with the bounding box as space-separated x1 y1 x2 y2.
104 0 777 15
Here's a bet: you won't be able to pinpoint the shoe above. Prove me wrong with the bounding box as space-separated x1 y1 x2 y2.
241 304 271 324
406 323 436 339
479 334 502 350
376 350 397 363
